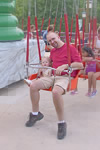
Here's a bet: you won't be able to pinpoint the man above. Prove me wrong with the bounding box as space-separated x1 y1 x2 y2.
25 31 83 139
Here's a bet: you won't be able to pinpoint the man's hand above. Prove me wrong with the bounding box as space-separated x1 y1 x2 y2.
56 64 68 75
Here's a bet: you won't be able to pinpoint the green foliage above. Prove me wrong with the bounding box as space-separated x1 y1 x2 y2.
14 0 100 32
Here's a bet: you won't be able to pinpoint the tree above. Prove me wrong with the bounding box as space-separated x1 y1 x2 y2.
14 0 100 32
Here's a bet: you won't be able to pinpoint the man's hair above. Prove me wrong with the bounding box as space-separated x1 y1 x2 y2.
46 31 58 37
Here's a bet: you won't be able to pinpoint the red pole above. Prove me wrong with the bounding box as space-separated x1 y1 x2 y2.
82 18 85 47
89 18 92 47
92 17 97 49
76 14 82 58
70 17 73 42
95 17 97 36
48 17 51 31
40 17 44 32
26 16 30 63
75 14 78 48
95 18 97 36
92 18 95 49
59 17 62 37
64 14 71 66
35 16 41 61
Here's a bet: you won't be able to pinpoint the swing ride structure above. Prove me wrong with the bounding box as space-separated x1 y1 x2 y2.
0 0 99 88
1 0 100 146
23 0 100 93
25 0 81 92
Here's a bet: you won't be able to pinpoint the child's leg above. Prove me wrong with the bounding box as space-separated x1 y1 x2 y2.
88 72 94 92
92 72 100 91
89 72 100 97
85 72 94 97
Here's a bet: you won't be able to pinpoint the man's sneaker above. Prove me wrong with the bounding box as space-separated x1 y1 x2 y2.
57 122 67 140
25 112 44 127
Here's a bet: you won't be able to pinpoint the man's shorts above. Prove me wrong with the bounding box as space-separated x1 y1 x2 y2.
39 75 69 93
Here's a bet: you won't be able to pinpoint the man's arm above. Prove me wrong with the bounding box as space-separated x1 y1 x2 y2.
56 62 83 75
70 62 83 69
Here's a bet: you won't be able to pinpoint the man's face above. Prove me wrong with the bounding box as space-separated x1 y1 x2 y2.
47 32 60 48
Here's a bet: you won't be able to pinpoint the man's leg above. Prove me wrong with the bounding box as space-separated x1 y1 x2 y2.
30 80 45 111
52 85 66 139
52 85 64 121
88 72 93 91
25 79 46 127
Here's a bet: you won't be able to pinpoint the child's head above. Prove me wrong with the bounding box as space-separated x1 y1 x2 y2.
55 31 59 35
31 25 35 32
47 24 54 32
82 47 95 58
41 56 52 67
80 31 83 39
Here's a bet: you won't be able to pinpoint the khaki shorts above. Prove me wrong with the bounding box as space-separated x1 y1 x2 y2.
39 75 69 92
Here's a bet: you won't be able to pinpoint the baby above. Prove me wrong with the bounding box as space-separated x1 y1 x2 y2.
24 56 52 86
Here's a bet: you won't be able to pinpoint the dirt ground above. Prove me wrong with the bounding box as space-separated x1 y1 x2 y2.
0 78 100 150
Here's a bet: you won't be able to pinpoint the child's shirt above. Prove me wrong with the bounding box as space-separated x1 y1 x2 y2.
85 60 96 74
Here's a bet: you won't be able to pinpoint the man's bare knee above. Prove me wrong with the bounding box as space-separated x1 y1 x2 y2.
52 89 59 97
52 86 64 99
30 82 38 91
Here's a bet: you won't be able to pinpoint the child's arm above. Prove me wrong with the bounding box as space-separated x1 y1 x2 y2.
37 69 43 78
82 56 94 62
48 69 52 76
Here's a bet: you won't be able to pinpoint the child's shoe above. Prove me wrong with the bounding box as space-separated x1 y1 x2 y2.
85 92 91 97
24 79 32 86
90 90 97 97
70 90 78 95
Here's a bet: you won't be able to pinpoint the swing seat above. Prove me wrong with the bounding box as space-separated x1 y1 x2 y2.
28 73 52 91
79 74 100 80
28 71 80 92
